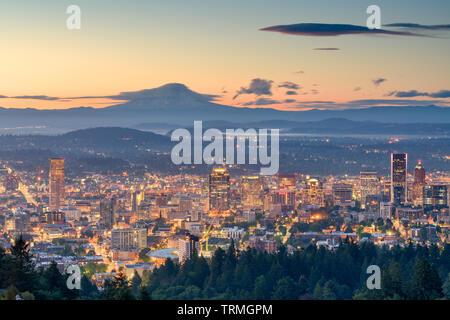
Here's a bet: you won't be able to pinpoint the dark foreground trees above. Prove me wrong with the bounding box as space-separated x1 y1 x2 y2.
1 236 449 300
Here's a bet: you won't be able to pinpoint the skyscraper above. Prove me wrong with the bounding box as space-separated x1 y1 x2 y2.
132 190 145 212
360 171 379 209
277 174 296 191
412 160 426 205
391 153 407 205
423 185 448 209
49 158 65 211
304 177 324 207
208 167 230 213
178 233 200 264
241 176 264 210
100 197 119 229
332 183 353 205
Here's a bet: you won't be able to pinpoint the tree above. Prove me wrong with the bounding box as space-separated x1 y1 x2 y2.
139 286 152 300
102 272 135 300
410 258 443 300
381 260 405 299
21 291 35 300
7 236 38 292
131 271 142 295
1 285 20 300
271 276 298 300
442 273 450 300
37 261 78 300
253 275 269 300
80 275 99 300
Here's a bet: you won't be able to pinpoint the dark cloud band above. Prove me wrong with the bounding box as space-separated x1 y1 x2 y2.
260 23 429 37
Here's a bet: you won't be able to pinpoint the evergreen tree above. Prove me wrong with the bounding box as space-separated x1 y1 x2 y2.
131 271 142 295
271 276 298 300
410 258 443 300
253 275 269 300
102 272 135 300
442 273 450 300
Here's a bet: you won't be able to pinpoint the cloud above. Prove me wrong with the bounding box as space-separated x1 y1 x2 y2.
372 78 387 87
291 99 450 110
13 95 62 101
278 81 300 90
346 99 449 107
242 98 279 106
234 78 273 99
384 23 450 30
283 99 297 103
294 70 304 74
354 87 362 91
313 47 340 51
285 91 297 95
388 90 450 98
0 95 62 101
260 23 429 37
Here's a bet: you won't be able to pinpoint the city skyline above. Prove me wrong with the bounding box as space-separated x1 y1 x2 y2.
0 0 449 304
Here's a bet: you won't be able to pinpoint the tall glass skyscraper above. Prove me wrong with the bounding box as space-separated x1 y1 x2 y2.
49 158 65 211
391 153 407 205
208 167 230 213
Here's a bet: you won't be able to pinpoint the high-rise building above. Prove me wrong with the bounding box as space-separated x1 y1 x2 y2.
178 233 200 264
423 185 448 209
100 197 119 229
277 174 296 191
208 167 230 213
49 158 65 211
270 190 296 213
111 228 147 251
332 183 353 205
304 177 324 207
132 190 145 212
360 171 379 209
412 160 426 205
241 176 264 210
391 153 407 205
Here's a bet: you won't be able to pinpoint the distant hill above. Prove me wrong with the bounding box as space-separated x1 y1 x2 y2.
165 118 450 136
288 119 450 135
0 83 449 135
0 127 171 154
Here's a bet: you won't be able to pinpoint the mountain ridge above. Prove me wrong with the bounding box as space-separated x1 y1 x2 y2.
1 83 449 134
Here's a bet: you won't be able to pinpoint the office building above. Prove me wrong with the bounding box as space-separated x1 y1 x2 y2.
360 171 379 209
208 167 230 213
111 228 147 251
332 183 353 205
412 160 426 205
178 233 200 264
423 185 448 209
49 158 65 211
277 174 296 191
100 197 119 229
304 177 324 207
241 176 264 210
391 153 407 205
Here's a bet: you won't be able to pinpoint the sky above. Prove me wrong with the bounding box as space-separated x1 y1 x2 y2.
0 0 449 110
